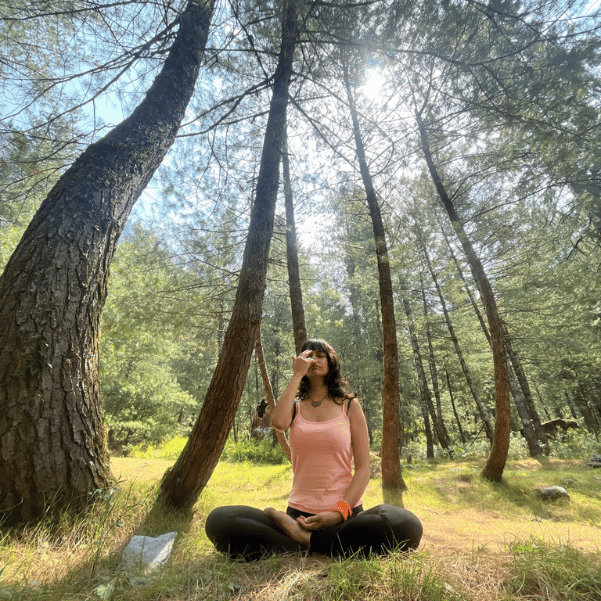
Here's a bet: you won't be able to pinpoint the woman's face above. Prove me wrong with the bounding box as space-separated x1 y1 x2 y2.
303 349 329 376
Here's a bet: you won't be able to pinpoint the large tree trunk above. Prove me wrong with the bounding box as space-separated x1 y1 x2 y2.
157 0 300 512
416 111 511 483
343 63 406 491
282 127 307 354
0 0 215 525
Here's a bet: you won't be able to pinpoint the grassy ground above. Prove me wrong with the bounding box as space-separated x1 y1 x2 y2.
1 454 600 600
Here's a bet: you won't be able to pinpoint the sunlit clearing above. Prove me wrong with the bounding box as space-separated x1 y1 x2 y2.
361 69 385 101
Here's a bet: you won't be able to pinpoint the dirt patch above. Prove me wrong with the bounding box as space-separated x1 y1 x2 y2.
508 457 586 472
420 508 600 557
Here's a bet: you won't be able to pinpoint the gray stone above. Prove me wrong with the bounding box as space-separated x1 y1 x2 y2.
121 532 177 571
586 455 601 468
538 486 570 501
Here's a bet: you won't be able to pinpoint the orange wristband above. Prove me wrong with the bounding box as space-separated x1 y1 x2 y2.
332 500 352 521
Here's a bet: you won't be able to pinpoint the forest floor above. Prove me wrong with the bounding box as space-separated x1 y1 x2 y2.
107 454 601 599
414 458 600 557
1 455 600 600
111 455 601 559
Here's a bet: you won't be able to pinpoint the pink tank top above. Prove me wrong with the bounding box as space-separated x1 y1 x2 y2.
288 401 361 514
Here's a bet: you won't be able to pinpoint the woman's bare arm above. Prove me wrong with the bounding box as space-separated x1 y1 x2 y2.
343 399 371 508
270 354 313 431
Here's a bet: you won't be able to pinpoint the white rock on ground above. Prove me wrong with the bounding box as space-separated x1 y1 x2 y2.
538 486 570 501
120 532 177 571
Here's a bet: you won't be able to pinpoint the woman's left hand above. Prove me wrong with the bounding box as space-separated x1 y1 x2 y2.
297 511 344 531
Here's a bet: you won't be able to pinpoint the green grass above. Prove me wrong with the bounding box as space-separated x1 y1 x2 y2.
0 449 600 600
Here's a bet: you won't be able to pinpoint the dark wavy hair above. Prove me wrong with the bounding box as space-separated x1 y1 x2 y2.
297 339 356 405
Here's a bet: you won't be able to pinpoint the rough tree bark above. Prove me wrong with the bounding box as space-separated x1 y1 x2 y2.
416 111 511 483
282 126 307 354
0 0 215 524
157 0 301 511
343 63 406 491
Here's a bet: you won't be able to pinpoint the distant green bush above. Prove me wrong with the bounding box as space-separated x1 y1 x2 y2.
223 437 288 465
125 434 289 464
550 429 601 459
123 427 601 466
129 436 188 460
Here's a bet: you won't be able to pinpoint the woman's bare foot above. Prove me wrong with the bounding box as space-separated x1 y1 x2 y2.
263 508 311 547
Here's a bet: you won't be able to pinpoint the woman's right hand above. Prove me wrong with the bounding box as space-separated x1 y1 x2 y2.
292 351 314 378
272 351 314 431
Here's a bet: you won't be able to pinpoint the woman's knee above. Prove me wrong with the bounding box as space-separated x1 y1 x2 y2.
379 504 423 549
206 505 261 541
357 505 423 550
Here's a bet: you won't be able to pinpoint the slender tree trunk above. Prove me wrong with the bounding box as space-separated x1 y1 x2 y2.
416 111 510 483
421 393 435 459
344 63 405 491
420 242 494 443
505 358 542 456
282 127 307 355
421 279 443 428
402 292 440 457
572 379 598 433
0 0 215 524
441 224 549 454
440 225 491 345
445 367 467 443
502 325 549 455
503 328 542 431
157 0 300 511
564 392 578 420
341 226 374 444
255 333 291 460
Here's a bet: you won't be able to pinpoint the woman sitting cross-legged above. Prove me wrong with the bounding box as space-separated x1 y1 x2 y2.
205 338 423 560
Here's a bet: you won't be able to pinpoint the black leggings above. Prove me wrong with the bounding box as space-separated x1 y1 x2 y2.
205 504 423 561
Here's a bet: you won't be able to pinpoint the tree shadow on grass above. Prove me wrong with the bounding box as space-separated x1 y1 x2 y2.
0 479 204 600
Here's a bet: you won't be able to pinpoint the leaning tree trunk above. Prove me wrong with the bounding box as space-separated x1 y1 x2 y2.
445 367 467 443
0 0 215 525
255 333 291 460
420 241 494 443
416 111 511 483
441 223 548 454
502 324 550 454
282 126 307 354
420 274 453 450
157 0 301 512
344 63 406 491
402 292 438 458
